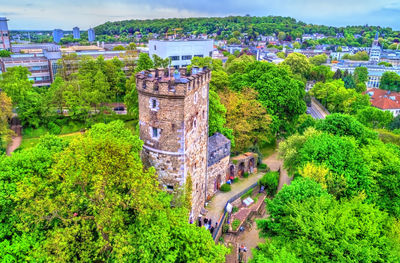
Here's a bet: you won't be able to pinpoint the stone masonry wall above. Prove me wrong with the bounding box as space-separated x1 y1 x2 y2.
206 155 230 199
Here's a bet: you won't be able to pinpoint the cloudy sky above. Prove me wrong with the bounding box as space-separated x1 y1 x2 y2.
1 0 400 30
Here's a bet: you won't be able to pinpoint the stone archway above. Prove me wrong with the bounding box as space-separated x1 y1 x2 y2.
229 165 235 180
249 157 255 173
238 162 245 177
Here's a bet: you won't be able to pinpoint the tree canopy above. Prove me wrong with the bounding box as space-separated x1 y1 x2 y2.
0 121 228 262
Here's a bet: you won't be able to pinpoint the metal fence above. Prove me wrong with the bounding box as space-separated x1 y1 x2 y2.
212 182 259 240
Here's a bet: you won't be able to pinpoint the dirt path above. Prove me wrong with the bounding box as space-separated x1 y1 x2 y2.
6 136 22 156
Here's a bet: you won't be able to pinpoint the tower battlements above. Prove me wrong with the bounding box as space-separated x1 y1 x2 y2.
136 67 211 97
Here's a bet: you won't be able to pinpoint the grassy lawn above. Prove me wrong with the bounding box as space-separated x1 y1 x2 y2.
20 132 81 150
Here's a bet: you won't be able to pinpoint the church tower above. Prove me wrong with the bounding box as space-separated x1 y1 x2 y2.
136 67 210 219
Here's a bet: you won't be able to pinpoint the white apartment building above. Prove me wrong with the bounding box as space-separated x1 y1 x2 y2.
149 40 213 68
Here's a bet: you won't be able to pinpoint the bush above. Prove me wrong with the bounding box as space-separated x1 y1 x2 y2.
220 184 231 192
232 219 241 231
232 206 239 213
243 172 249 178
47 122 61 135
258 163 268 170
233 177 239 183
259 171 280 196
22 126 48 138
222 224 229 233
241 188 254 200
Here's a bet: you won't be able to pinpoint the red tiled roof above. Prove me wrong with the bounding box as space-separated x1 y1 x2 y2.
371 97 400 109
366 88 400 110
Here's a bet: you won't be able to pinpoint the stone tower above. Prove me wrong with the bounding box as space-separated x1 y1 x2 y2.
136 67 210 219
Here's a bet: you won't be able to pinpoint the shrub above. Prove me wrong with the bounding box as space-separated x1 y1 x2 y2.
220 184 231 192
232 219 241 231
233 177 239 183
241 188 254 200
243 172 249 178
47 122 61 135
222 224 229 233
232 206 239 213
232 159 238 165
258 163 268 170
259 171 280 196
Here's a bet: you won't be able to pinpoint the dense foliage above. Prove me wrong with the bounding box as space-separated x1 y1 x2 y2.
229 59 306 134
0 121 227 262
93 16 400 48
254 179 400 262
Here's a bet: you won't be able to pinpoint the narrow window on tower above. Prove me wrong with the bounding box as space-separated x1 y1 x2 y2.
152 127 159 139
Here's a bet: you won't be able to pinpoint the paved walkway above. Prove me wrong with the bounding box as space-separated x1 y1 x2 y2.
206 149 292 228
206 172 265 224
6 136 22 156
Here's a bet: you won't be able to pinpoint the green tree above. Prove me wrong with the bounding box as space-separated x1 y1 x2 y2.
257 188 400 262
220 88 272 152
0 50 11 57
208 90 234 145
0 122 228 262
292 42 301 49
113 45 126 51
282 52 311 80
276 52 285 59
361 141 400 217
309 54 328 66
380 71 400 91
136 53 154 72
230 61 306 134
0 92 13 152
356 106 393 129
310 80 370 114
315 113 378 143
0 66 33 107
354 66 369 83
152 54 170 68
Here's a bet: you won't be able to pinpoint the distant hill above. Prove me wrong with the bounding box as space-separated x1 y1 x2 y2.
94 15 400 46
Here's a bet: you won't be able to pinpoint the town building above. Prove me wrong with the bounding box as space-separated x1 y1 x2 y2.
366 88 400 116
148 40 213 68
369 32 381 63
73 27 80 39
53 29 64 43
0 53 56 87
0 17 11 50
88 28 95 42
331 62 400 88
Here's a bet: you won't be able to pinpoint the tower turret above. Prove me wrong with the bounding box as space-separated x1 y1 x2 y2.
136 67 211 219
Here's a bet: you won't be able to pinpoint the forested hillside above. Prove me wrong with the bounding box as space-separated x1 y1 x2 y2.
94 16 400 46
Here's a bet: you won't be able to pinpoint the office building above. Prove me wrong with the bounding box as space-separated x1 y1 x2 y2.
73 27 80 39
0 17 11 50
149 40 213 68
53 29 64 43
88 28 95 42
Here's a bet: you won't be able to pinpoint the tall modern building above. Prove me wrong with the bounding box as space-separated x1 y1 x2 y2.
370 31 381 63
73 27 80 39
149 40 214 68
0 17 11 50
88 28 95 42
53 29 64 43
